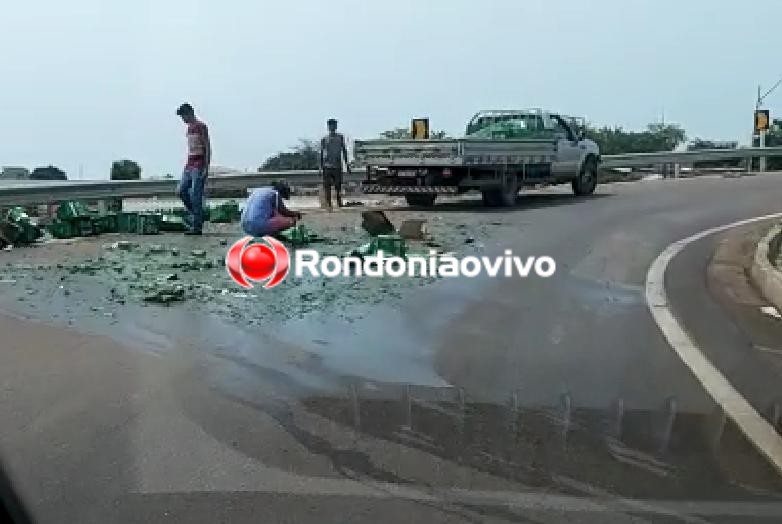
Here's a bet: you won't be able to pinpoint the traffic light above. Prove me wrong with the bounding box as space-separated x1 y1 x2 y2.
411 118 429 139
754 110 770 133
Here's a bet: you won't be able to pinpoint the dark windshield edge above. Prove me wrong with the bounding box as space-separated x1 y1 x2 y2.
0 464 34 524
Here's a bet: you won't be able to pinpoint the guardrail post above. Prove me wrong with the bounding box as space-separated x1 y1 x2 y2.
659 396 677 454
771 402 781 431
402 384 413 431
612 398 625 441
510 389 520 433
711 408 728 451
350 382 361 430
560 391 572 443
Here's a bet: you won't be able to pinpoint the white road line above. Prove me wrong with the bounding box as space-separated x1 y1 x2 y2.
753 344 782 357
646 213 782 476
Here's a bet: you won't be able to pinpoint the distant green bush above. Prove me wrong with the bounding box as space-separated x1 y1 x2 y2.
111 160 141 180
30 165 67 180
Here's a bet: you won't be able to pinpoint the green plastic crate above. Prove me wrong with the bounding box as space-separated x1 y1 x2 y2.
159 214 187 232
137 213 161 235
73 217 95 237
92 213 118 234
56 201 90 221
207 202 240 223
103 213 119 233
118 212 139 233
374 235 406 257
208 206 232 223
278 224 319 245
49 220 75 239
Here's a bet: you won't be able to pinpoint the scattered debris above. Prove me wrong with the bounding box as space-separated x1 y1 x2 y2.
148 244 167 254
351 234 407 258
191 249 206 258
361 211 395 236
143 284 185 304
760 306 782 319
113 241 136 251
464 237 475 244
278 224 322 246
398 219 427 240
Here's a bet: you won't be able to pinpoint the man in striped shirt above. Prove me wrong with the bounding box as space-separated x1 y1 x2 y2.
176 103 211 235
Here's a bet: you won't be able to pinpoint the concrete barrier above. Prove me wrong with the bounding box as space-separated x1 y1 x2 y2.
750 223 782 312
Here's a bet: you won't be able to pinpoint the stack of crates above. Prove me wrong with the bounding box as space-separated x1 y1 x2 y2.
117 212 139 233
5 207 43 245
137 213 161 235
49 201 94 239
93 213 119 234
117 211 160 234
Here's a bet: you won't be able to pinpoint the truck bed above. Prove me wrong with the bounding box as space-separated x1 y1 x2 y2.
353 138 558 168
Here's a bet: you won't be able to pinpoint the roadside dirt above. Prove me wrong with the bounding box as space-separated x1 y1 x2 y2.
0 202 515 334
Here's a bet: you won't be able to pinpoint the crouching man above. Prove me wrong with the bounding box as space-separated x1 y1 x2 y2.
241 181 302 237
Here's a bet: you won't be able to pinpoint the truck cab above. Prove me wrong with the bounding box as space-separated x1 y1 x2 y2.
465 110 599 179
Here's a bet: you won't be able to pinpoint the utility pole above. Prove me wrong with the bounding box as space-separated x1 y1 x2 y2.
757 85 767 172
756 77 782 172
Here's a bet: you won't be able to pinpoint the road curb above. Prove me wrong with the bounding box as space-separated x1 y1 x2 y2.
749 223 782 312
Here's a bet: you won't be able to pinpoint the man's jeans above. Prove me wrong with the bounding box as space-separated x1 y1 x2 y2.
177 167 206 232
241 213 295 237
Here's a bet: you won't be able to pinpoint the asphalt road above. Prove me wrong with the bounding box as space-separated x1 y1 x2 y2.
2 174 782 523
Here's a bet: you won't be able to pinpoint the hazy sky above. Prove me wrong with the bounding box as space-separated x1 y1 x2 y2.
2 0 781 179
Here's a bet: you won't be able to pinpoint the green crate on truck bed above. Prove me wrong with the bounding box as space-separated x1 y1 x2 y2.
48 220 75 239
137 213 161 235
117 212 139 233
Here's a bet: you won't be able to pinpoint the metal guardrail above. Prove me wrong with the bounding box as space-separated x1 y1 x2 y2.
0 172 347 206
2 147 782 206
601 146 782 168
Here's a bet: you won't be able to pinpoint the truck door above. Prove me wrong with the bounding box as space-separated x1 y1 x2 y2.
547 114 581 178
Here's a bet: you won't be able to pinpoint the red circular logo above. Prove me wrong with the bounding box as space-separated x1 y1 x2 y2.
225 236 290 289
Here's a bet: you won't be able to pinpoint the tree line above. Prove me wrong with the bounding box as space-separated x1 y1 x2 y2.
260 123 694 169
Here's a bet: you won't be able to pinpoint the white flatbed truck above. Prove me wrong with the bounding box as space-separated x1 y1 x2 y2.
353 109 601 207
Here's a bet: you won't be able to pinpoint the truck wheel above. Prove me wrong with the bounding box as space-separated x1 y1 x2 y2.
482 170 518 207
572 159 598 196
405 194 437 207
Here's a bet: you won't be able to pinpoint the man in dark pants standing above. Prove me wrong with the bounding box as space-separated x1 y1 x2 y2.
176 103 211 235
320 118 350 210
